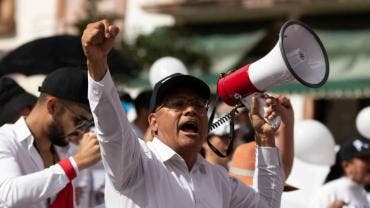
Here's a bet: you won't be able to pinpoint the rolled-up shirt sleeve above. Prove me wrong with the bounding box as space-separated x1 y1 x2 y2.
0 141 76 207
253 146 284 207
229 146 284 208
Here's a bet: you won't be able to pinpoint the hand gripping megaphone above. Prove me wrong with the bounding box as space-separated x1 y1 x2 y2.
217 20 329 127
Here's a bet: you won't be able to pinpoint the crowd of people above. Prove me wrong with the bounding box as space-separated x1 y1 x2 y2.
0 19 369 208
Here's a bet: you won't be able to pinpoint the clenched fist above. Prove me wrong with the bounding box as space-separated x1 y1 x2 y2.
81 19 120 81
73 132 101 170
249 94 280 147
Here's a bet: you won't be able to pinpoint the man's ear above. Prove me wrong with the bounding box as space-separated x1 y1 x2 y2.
341 160 351 173
148 113 158 135
45 96 58 115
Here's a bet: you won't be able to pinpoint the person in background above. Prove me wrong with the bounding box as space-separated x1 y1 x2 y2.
0 76 37 126
229 95 295 186
119 91 134 113
0 67 101 208
131 89 152 141
202 114 239 170
310 138 370 208
82 19 284 208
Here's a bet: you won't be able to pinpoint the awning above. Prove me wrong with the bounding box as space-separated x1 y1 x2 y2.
189 30 266 74
203 29 370 98
124 29 370 98
269 78 370 98
124 29 266 88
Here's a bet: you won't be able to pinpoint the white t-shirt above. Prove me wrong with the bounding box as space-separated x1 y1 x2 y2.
310 177 370 208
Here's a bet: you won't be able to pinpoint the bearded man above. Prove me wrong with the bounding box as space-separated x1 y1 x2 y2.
0 67 101 208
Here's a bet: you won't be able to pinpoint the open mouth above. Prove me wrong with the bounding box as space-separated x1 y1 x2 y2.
180 121 199 134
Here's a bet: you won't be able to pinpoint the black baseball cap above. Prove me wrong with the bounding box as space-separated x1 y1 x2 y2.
38 67 90 111
149 73 210 112
0 77 37 125
339 138 370 161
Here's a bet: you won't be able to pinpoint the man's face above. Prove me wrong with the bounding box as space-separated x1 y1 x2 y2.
150 88 208 153
48 116 68 147
344 157 370 185
48 102 93 146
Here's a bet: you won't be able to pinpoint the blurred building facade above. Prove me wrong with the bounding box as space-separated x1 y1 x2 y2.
139 0 370 144
0 0 121 51
1 0 370 143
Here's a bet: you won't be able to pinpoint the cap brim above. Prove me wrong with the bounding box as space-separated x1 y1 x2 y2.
340 144 370 161
158 75 210 100
355 150 370 159
151 74 210 112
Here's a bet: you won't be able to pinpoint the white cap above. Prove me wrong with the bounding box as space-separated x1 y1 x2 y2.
209 114 240 136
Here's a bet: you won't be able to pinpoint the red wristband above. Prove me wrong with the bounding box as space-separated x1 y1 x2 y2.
58 158 77 181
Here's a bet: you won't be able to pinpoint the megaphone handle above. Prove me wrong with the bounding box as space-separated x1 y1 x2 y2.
240 93 281 129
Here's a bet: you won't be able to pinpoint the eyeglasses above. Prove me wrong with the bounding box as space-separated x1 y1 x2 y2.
159 97 208 115
64 105 94 133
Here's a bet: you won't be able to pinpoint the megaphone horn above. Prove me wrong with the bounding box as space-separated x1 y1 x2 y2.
217 20 329 106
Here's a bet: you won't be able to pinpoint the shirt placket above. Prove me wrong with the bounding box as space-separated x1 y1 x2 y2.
190 165 202 207
176 157 197 207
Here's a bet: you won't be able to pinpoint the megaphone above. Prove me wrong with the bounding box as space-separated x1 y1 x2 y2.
217 20 329 107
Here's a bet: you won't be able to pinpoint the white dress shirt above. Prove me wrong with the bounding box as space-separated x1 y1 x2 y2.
310 177 370 208
88 70 284 208
0 118 79 208
130 122 144 139
69 143 92 208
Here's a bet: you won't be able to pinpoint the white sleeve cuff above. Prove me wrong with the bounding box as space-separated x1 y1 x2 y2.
256 146 281 167
68 156 80 176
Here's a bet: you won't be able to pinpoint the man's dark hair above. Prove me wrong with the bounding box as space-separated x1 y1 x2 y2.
120 91 133 103
134 90 153 114
324 152 343 183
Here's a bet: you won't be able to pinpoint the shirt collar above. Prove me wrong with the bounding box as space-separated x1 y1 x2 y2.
150 137 179 162
14 117 71 153
14 117 34 149
148 137 207 173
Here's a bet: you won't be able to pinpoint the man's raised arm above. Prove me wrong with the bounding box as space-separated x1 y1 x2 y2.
81 20 143 192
